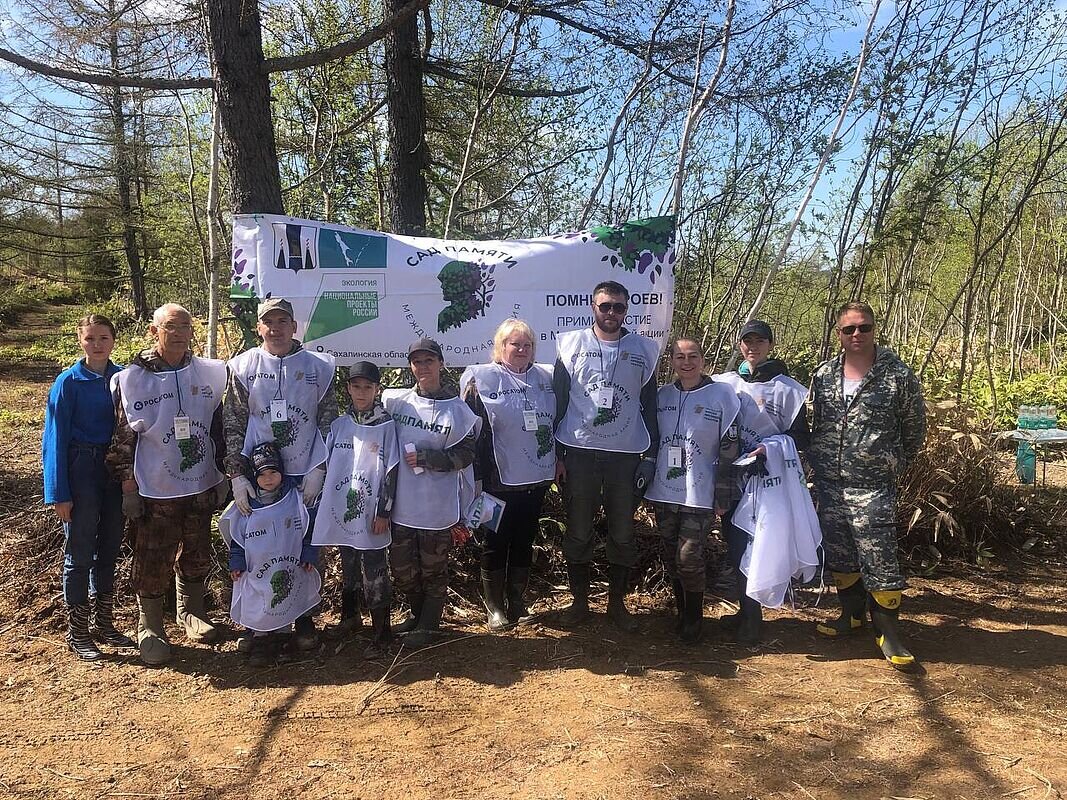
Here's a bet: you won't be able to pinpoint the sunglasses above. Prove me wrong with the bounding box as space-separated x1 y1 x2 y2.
839 324 874 335
596 302 627 314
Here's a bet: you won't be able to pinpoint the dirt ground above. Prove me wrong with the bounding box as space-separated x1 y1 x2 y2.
1 307 1065 800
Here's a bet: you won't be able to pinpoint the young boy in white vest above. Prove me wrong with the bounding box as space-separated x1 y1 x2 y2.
226 441 321 667
316 362 399 658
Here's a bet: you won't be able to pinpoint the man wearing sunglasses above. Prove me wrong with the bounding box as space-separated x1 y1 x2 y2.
809 302 926 670
553 280 660 632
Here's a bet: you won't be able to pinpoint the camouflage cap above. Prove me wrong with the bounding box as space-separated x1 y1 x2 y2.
257 298 294 320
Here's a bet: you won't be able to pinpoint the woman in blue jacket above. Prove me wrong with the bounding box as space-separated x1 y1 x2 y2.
42 314 134 660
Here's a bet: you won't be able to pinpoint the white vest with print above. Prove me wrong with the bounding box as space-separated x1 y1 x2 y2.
712 371 807 436
118 356 226 499
732 435 822 608
228 486 322 631
555 329 659 454
229 347 336 477
459 362 556 487
646 382 741 510
383 389 481 530
315 416 399 550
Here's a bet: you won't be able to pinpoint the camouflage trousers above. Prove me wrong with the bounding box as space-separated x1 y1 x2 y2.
653 504 715 593
815 480 904 591
131 490 217 598
390 526 451 601
340 546 391 610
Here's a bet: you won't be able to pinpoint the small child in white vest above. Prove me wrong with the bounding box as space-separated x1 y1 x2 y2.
316 362 399 658
227 441 320 667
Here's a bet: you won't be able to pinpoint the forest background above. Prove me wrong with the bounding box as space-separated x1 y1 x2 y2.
1 0 1066 564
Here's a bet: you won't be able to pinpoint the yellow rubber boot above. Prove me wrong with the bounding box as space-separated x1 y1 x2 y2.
869 590 916 671
816 572 867 638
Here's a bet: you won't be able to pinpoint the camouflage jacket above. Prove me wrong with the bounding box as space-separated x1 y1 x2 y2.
222 340 338 477
106 349 226 483
809 347 926 488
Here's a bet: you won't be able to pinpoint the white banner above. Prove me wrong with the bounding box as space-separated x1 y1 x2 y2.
230 215 676 367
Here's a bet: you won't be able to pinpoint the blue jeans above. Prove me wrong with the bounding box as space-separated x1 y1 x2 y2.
562 448 640 567
63 443 123 605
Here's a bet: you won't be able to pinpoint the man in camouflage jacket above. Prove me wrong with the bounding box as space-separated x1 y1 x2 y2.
809 302 926 670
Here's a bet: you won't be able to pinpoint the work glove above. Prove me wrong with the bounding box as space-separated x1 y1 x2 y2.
301 466 326 506
122 490 144 520
230 475 254 515
740 453 769 481
633 458 656 497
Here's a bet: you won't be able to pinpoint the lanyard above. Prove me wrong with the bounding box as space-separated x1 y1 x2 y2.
499 362 534 410
273 354 285 401
171 363 185 416
593 329 621 389
673 383 692 439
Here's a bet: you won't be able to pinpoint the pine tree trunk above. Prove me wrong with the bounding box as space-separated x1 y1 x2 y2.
383 0 428 235
205 0 284 215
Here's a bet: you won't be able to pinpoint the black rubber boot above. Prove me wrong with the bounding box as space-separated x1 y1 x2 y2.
247 634 274 668
680 591 704 644
394 595 424 634
293 615 320 651
734 596 763 645
403 597 446 648
671 578 686 634
481 568 510 632
67 603 102 661
564 564 591 625
338 589 363 635
606 564 638 633
90 592 135 648
817 573 868 638
505 566 531 624
869 591 916 671
719 571 746 633
364 607 394 659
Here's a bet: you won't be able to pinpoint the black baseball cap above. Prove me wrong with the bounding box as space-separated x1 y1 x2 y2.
407 337 444 361
249 441 283 476
346 361 381 384
738 320 774 343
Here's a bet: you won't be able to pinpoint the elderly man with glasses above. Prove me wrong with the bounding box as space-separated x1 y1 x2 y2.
107 303 229 665
553 280 660 632
809 301 926 670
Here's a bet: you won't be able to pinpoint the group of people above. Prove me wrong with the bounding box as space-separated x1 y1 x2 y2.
42 279 926 672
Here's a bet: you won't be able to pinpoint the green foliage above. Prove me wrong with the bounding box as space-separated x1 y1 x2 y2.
897 400 1065 564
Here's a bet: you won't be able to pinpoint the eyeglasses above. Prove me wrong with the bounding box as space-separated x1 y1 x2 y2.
160 323 193 333
596 302 627 314
839 324 874 335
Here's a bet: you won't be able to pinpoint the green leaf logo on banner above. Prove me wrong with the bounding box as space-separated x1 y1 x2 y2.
305 291 380 342
438 260 494 332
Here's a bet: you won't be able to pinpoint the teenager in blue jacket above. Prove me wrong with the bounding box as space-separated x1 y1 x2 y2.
42 314 135 660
